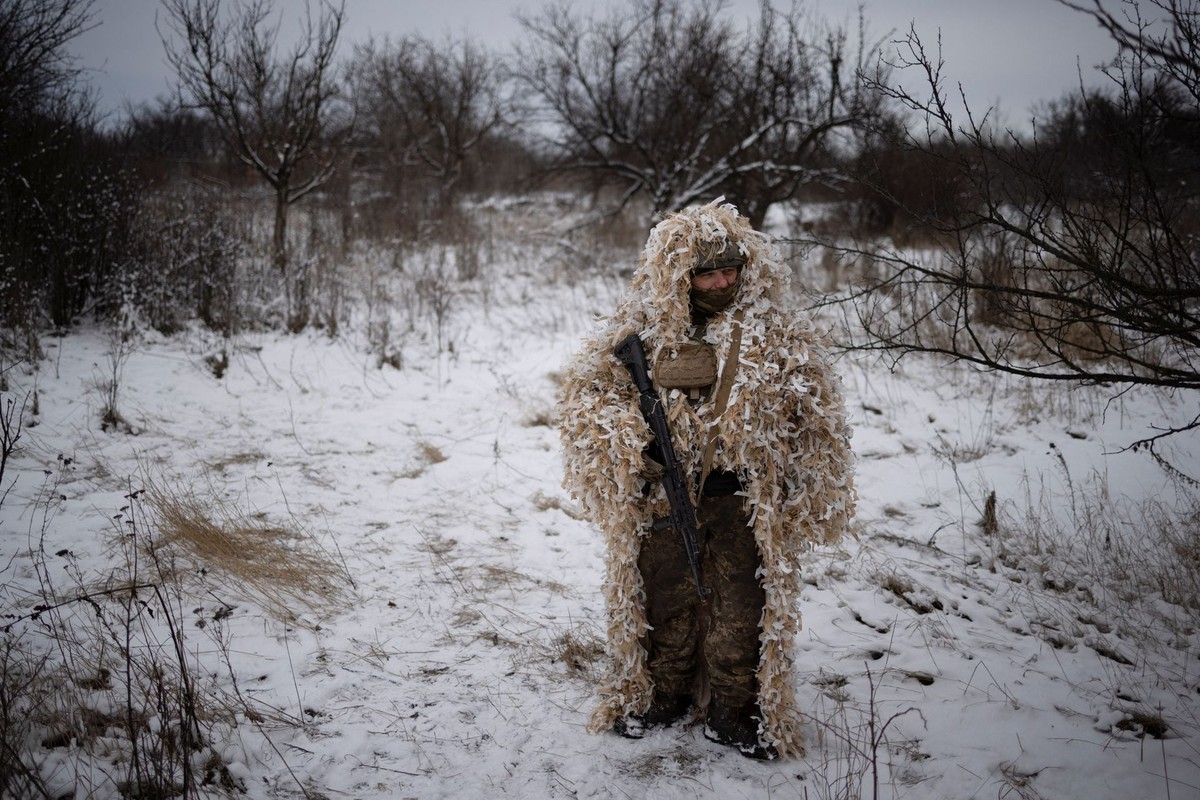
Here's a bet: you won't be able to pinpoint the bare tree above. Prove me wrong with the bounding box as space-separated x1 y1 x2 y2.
816 0 1199 450
513 0 882 226
161 0 351 326
351 35 506 212
1060 0 1199 102
0 0 94 121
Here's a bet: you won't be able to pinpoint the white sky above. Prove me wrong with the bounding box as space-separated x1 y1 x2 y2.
70 0 1120 129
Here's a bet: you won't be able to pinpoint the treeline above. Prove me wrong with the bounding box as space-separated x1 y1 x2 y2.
2 0 1197 384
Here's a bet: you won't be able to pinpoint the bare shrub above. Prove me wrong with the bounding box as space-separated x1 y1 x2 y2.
2 487 246 797
972 231 1020 327
803 666 926 800
94 316 137 433
298 203 346 335
1 0 140 344
0 384 26 510
349 242 408 368
122 184 248 336
820 1 1200 453
413 263 456 353
0 634 54 798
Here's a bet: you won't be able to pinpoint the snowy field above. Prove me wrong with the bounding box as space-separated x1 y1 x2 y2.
2 210 1198 799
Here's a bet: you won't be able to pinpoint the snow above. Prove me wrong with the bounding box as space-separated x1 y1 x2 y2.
2 222 1198 799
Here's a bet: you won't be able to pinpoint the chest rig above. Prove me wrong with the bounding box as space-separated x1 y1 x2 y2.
652 311 746 497
653 334 719 403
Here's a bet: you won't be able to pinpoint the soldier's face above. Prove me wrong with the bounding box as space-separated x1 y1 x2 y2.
691 267 740 291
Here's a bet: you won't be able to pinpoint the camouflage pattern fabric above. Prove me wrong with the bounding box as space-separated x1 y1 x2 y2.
637 493 764 708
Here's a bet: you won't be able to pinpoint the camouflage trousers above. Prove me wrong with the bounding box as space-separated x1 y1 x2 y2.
638 493 764 708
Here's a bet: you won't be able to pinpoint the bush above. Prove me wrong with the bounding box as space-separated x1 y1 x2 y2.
120 185 248 336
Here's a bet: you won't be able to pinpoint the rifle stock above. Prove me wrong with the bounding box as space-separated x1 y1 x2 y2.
614 333 710 599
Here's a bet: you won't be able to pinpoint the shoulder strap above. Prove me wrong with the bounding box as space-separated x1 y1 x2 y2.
697 309 744 498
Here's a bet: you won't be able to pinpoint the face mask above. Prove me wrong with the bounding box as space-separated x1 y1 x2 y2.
691 279 740 314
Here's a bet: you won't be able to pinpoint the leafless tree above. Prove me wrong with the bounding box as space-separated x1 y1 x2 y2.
814 0 1199 449
1060 0 1199 102
0 0 94 121
514 0 882 227
351 35 506 211
161 0 351 326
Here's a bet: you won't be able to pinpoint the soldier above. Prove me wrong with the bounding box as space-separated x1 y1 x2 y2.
558 199 856 759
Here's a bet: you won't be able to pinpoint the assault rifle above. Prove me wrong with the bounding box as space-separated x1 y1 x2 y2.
614 333 710 599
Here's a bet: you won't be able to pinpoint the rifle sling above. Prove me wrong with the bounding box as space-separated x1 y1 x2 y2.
697 309 744 499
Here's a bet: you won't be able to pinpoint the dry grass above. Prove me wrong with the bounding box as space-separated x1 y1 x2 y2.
978 465 1200 750
1007 469 1200 620
204 450 267 473
410 524 600 686
1 485 254 798
553 629 605 678
418 440 447 465
394 439 449 478
146 482 352 625
522 407 555 427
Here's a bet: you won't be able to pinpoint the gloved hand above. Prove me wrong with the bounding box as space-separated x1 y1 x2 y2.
641 439 665 481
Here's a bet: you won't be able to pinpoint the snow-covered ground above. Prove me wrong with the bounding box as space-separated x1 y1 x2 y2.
2 221 1198 799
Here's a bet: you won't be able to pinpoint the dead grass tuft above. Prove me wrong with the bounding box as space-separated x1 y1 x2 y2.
522 407 555 427
397 439 449 477
204 450 266 473
876 571 943 615
146 483 352 625
980 490 998 536
554 630 604 677
419 441 448 465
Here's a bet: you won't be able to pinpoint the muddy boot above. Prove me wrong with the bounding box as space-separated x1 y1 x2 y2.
612 692 692 739
703 701 778 760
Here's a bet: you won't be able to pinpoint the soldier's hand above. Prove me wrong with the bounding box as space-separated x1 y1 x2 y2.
641 450 665 481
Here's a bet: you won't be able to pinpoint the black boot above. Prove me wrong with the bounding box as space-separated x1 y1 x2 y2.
612 692 692 739
703 701 778 760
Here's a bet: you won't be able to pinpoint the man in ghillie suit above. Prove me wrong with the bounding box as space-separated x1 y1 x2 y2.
558 199 856 759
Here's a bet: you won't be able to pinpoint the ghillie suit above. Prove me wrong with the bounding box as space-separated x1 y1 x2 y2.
558 200 856 757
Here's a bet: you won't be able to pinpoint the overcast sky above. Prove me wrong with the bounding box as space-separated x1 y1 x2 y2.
69 0 1120 129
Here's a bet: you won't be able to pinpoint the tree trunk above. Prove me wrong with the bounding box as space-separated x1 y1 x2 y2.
272 187 289 276
273 185 309 331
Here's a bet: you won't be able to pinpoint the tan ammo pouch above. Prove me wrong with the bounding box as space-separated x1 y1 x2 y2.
653 342 718 389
